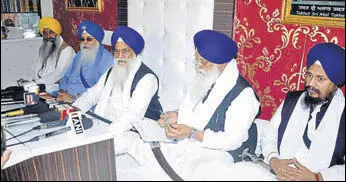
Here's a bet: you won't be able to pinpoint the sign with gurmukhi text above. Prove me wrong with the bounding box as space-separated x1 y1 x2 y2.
282 0 345 27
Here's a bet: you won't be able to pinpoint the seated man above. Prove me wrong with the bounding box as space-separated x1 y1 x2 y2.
128 30 261 180
206 43 345 181
57 20 113 102
21 17 75 93
72 26 163 154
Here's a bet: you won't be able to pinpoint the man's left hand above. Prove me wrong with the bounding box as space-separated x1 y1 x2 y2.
276 158 318 181
165 124 192 139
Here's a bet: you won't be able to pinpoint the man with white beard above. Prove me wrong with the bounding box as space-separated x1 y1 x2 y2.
73 26 163 154
127 30 261 180
57 20 113 103
22 17 75 93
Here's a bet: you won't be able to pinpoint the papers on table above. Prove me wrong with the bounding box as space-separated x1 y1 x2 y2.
131 118 171 143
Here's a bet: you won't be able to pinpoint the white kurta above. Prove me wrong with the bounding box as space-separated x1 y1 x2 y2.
35 36 75 93
260 89 345 181
189 88 345 181
73 57 158 154
128 60 261 180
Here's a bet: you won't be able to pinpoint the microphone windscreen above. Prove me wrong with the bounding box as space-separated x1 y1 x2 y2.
39 111 61 123
81 116 93 130
37 84 46 92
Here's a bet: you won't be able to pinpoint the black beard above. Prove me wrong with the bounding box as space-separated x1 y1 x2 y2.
303 86 335 107
40 38 57 67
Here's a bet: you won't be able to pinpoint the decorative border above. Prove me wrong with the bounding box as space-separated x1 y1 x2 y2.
281 0 345 28
65 0 103 12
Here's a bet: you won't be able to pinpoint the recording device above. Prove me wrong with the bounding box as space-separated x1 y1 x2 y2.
6 127 72 148
2 111 62 128
1 84 46 101
5 115 92 142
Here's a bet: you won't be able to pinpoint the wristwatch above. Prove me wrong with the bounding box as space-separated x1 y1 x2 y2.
188 127 197 141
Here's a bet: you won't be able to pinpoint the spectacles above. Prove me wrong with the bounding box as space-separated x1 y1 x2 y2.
43 30 56 38
79 37 94 42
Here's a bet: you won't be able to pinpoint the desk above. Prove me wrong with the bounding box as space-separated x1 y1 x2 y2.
1 120 117 181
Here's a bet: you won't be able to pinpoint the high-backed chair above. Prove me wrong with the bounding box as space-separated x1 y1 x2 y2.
128 0 214 111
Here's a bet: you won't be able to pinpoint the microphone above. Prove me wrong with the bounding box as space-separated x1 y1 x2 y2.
38 111 61 123
3 111 62 128
66 111 93 135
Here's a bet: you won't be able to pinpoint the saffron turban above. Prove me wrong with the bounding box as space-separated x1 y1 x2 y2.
39 17 62 35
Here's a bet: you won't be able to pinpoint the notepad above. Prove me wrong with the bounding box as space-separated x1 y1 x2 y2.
131 118 171 143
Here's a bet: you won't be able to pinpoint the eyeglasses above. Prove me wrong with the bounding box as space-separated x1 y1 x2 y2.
43 30 56 38
79 37 94 42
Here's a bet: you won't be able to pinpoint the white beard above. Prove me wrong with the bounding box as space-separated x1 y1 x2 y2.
110 56 137 90
187 65 221 110
78 42 100 68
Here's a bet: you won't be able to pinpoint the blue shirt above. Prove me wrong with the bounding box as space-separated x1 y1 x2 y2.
59 45 114 96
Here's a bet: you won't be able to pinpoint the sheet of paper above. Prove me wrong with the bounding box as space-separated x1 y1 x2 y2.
131 118 171 143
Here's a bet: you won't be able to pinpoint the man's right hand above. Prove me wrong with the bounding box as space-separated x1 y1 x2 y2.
158 111 178 127
270 157 299 179
56 90 73 103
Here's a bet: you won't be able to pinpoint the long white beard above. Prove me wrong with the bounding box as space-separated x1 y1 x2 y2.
110 56 137 90
187 66 221 109
78 42 100 68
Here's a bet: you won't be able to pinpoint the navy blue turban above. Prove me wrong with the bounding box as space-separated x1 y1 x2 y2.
111 26 145 55
194 30 238 64
307 43 345 86
78 20 105 43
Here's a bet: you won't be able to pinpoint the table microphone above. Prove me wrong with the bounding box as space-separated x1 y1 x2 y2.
38 111 62 123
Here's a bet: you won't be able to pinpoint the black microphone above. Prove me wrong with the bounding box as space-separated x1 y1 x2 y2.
38 111 61 123
5 115 93 147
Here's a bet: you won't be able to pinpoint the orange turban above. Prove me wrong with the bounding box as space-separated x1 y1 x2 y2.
39 17 62 35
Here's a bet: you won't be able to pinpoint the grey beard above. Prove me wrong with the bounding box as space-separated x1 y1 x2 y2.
78 43 100 68
39 38 58 68
188 66 221 109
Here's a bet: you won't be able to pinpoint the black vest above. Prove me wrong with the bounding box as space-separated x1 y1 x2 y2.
279 91 345 167
203 76 261 162
105 63 163 121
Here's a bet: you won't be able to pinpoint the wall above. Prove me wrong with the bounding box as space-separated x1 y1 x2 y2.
52 0 118 51
234 0 345 120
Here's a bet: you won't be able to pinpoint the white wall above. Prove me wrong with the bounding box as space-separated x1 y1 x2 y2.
1 38 42 89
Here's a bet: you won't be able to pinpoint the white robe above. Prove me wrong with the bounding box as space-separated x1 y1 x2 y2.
128 60 261 180
215 89 345 181
262 89 345 181
73 57 158 154
34 36 75 93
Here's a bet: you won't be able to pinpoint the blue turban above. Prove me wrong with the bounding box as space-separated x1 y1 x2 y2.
307 43 345 86
194 30 238 64
78 20 104 43
111 26 145 55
